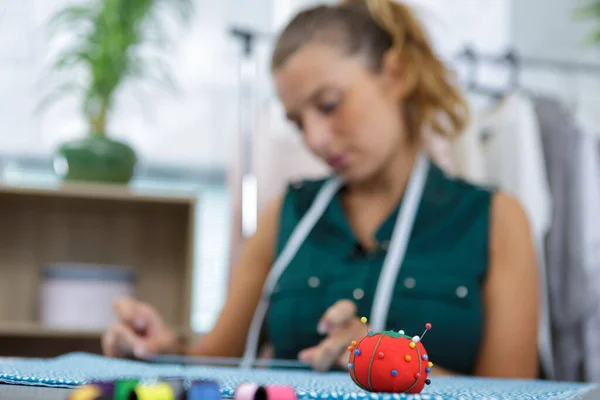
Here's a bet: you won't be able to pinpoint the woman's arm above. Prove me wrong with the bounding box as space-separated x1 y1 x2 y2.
186 195 283 357
473 192 540 378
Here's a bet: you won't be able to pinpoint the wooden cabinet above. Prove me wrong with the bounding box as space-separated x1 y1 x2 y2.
0 181 197 357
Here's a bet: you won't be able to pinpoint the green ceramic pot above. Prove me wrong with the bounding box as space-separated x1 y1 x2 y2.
55 135 137 184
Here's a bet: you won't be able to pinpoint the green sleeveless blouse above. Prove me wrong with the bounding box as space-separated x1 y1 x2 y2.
266 162 493 375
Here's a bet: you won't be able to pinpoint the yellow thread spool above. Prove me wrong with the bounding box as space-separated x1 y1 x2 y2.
69 385 102 400
133 382 175 400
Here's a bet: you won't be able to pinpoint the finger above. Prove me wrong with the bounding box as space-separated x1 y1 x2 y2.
310 336 346 372
134 302 164 334
102 323 141 358
112 297 140 324
107 322 154 359
314 318 366 371
101 325 119 357
318 300 357 334
298 346 318 363
112 297 151 332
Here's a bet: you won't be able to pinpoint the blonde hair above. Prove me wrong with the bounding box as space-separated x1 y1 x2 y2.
271 0 468 140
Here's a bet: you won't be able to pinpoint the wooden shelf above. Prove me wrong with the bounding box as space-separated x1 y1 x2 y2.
0 181 199 204
0 322 192 339
0 322 103 339
0 180 198 357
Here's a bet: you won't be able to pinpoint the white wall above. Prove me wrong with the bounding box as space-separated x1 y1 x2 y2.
511 0 600 62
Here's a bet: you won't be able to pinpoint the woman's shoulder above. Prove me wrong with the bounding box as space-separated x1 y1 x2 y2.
286 176 332 194
443 169 495 198
435 165 529 230
489 191 533 244
424 162 495 213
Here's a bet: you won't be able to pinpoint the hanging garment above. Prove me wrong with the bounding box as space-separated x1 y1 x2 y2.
451 99 488 186
533 96 588 382
533 96 600 382
574 102 600 383
474 91 555 379
479 92 553 241
579 126 600 382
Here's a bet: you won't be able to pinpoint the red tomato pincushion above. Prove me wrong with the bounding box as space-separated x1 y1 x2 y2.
347 318 433 394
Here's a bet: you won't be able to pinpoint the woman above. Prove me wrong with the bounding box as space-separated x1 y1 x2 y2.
102 0 540 378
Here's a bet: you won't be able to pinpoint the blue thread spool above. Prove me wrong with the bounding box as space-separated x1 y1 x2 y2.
188 380 220 400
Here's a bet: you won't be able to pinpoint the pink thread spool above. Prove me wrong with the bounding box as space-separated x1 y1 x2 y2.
264 385 297 400
234 383 296 400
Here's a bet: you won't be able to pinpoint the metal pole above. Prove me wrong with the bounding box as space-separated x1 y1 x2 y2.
230 27 259 238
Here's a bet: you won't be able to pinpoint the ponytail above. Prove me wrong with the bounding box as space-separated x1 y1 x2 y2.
363 0 469 139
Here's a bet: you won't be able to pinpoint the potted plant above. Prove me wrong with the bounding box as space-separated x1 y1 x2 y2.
39 0 193 184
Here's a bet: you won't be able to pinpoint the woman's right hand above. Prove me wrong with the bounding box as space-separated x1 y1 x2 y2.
101 296 181 358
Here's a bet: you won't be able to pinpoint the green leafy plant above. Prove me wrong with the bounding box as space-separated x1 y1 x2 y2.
35 0 194 183
576 0 600 44
40 0 193 135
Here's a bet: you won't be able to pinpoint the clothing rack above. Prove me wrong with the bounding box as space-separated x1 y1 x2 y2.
452 45 600 98
452 47 517 98
454 45 600 75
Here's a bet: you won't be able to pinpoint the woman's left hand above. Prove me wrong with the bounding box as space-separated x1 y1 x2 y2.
298 300 369 372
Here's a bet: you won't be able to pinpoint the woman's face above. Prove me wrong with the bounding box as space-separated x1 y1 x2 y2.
273 42 408 183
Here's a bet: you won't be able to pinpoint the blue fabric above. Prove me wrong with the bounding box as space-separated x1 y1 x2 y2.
0 353 596 399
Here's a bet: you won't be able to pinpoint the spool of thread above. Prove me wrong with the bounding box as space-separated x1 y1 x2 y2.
187 380 220 400
114 379 139 400
264 385 297 400
68 385 102 400
131 382 175 400
233 383 266 400
162 378 187 400
86 381 115 398
234 383 296 400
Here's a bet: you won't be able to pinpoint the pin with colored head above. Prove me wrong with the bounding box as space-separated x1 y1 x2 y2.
347 340 358 357
360 316 372 335
420 322 432 341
